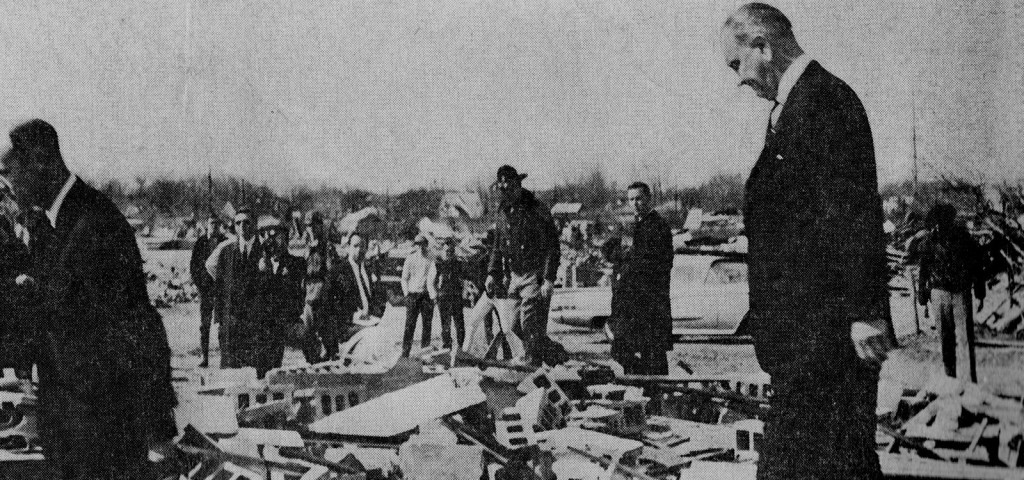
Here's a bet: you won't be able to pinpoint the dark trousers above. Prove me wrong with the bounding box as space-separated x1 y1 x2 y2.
199 293 214 365
402 293 434 357
437 296 465 350
302 307 338 364
757 353 882 480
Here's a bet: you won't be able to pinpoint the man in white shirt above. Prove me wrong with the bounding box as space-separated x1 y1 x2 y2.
401 234 437 357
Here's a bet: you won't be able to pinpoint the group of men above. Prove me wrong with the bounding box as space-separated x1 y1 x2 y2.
190 209 381 375
0 2 946 478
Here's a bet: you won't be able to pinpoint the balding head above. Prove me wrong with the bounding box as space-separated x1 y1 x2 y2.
0 119 70 209
721 3 803 100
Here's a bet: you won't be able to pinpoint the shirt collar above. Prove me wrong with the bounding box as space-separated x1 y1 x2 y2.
775 54 812 107
238 236 254 252
45 174 77 228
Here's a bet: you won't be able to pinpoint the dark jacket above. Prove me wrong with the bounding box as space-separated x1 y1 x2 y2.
435 257 464 299
189 231 223 295
305 238 342 310
488 189 560 282
0 224 32 371
612 210 674 352
918 226 986 301
31 179 176 472
334 257 382 323
744 61 892 375
241 252 305 376
206 235 261 367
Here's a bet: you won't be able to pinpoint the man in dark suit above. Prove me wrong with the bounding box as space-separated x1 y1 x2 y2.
721 5 895 479
206 207 260 368
335 232 377 343
241 217 305 378
610 182 673 375
0 119 177 479
190 215 225 368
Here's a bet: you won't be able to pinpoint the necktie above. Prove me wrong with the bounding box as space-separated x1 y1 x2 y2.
768 100 781 131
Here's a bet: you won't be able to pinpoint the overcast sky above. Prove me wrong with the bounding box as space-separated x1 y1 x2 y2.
0 0 1013 192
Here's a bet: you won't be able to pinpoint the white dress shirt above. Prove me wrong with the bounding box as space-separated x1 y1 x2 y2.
401 250 437 298
771 54 813 128
45 174 77 228
350 256 371 312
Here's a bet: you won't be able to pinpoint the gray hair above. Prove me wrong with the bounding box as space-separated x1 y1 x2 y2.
724 3 794 46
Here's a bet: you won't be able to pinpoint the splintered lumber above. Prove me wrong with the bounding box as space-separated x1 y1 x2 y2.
879 453 1024 479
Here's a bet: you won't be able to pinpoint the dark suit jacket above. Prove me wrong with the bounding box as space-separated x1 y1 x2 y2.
32 179 176 470
240 252 305 376
334 258 381 324
744 61 892 376
613 210 673 352
207 235 261 366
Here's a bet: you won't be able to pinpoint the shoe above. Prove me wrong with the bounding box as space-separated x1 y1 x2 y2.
198 360 209 368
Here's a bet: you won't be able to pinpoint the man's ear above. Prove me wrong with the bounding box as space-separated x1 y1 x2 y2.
750 35 772 62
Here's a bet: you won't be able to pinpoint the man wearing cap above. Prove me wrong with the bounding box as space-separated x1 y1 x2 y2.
206 207 261 368
190 215 225 368
401 234 437 356
301 211 342 363
486 165 561 365
241 217 305 378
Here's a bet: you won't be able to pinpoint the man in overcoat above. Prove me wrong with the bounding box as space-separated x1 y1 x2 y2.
206 207 260 368
611 182 673 375
721 4 895 478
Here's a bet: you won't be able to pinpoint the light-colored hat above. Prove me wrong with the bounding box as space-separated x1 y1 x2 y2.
257 215 286 232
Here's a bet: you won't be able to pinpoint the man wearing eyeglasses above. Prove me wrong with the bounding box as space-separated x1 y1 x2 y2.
486 165 561 365
206 206 261 368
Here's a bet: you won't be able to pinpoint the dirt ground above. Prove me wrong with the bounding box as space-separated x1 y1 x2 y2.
149 248 1024 399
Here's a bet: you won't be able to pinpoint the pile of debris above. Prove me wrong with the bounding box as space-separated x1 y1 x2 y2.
145 260 198 308
881 374 1024 467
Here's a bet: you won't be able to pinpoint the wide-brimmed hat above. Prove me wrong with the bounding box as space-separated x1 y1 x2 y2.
493 165 527 186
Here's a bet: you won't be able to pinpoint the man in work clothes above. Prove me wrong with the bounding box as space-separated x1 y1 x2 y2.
611 182 673 375
435 238 466 350
485 165 561 365
401 234 437 357
918 203 985 382
191 215 225 368
721 4 895 478
301 211 342 363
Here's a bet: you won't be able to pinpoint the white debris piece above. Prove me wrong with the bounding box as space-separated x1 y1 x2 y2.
309 370 485 437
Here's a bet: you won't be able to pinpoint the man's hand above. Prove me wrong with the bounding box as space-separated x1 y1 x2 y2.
540 280 554 298
851 320 896 367
485 275 496 296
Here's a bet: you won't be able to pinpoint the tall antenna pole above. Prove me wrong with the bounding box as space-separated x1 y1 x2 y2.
912 91 919 194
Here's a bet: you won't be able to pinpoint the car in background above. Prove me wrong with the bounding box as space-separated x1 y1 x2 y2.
549 254 748 335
